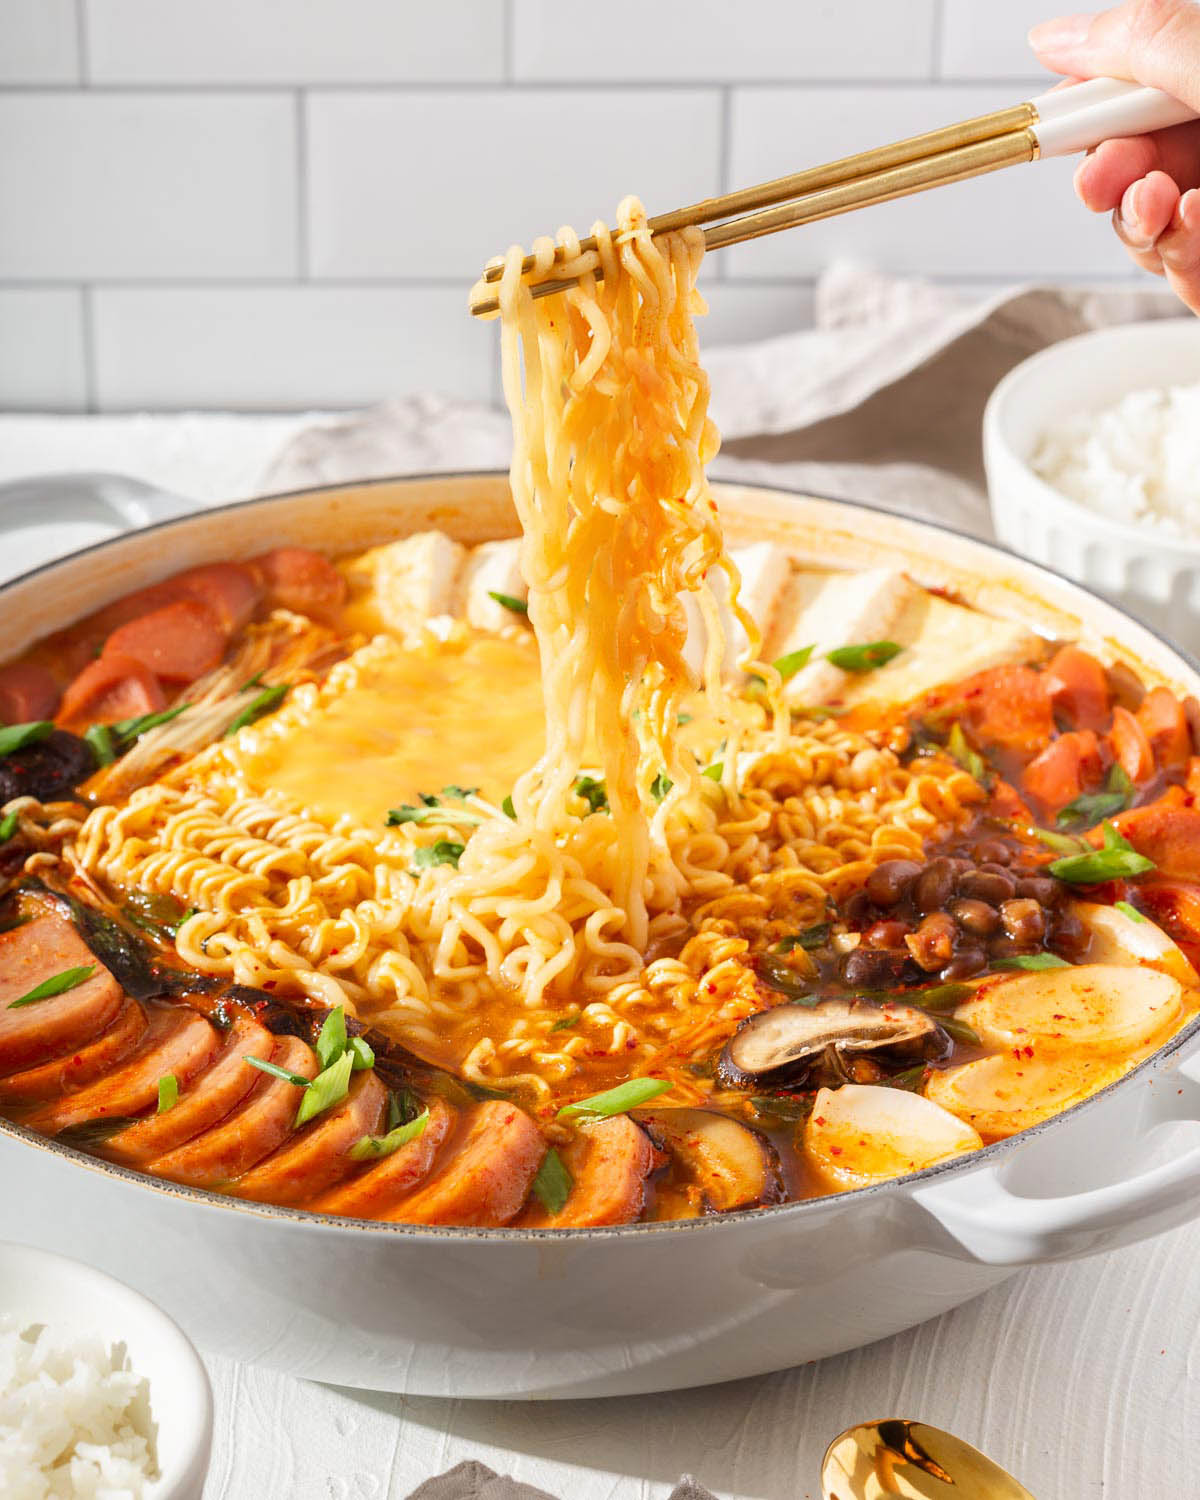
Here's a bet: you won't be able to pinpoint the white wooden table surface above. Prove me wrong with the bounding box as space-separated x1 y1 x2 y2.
3 417 1197 1500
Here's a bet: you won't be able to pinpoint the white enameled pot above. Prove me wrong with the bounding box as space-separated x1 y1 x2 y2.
3 471 1200 1400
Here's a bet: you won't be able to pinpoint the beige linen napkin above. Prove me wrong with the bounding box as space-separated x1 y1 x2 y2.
260 263 1183 543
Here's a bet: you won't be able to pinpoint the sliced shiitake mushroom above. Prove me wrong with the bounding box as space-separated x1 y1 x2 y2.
717 998 951 1090
635 1107 783 1214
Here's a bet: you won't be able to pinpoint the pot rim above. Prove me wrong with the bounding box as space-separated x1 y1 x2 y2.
4 469 1198 1242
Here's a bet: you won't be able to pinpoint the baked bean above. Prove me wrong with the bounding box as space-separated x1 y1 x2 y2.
950 898 1001 937
866 859 923 907
913 858 957 913
906 911 957 972
1050 909 1090 961
988 936 1038 960
958 868 1017 904
864 919 910 949
939 942 988 981
1014 875 1059 906
971 839 1012 866
1000 898 1046 945
840 946 912 989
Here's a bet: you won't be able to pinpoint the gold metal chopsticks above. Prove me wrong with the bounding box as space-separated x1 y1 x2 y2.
467 79 1198 318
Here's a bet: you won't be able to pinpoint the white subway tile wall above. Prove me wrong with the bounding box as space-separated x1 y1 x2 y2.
0 0 1141 411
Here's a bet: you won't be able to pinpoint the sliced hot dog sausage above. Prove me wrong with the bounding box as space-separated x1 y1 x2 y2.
0 663 60 725
251 548 346 622
386 1100 544 1226
311 1096 454 1218
57 653 166 731
103 599 227 684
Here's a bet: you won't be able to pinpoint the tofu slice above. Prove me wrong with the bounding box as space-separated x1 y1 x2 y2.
366 531 466 634
457 539 529 633
837 590 1040 707
767 567 918 707
681 542 790 681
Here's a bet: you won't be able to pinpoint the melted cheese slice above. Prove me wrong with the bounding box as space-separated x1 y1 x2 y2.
232 634 547 826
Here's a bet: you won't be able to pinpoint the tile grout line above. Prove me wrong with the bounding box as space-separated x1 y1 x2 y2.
73 0 90 83
715 86 732 283
80 284 98 412
0 77 1054 96
502 0 515 83
930 0 945 80
295 90 310 279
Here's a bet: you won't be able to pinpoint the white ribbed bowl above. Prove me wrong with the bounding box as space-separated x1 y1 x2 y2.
983 318 1200 649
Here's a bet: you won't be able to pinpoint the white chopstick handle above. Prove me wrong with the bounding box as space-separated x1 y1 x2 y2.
1030 76 1197 157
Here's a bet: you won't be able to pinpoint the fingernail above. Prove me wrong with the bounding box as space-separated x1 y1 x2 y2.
1116 181 1154 249
1181 189 1200 228
1029 13 1094 51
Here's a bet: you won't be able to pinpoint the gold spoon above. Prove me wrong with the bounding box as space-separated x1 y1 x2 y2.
822 1419 1036 1500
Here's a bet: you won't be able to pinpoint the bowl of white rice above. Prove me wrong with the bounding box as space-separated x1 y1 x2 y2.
1 1241 212 1500
983 318 1200 645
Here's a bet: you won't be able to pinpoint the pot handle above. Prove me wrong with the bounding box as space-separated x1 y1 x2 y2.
0 472 195 537
911 1047 1200 1265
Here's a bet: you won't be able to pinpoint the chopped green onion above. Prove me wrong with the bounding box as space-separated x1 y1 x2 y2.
387 804 435 825
1048 822 1155 885
702 761 724 781
0 721 54 757
1057 763 1134 829
557 1077 672 1120
651 771 673 802
1031 826 1091 856
991 952 1071 971
946 721 989 785
549 1013 581 1032
156 1074 179 1114
938 1016 981 1046
347 1108 430 1162
676 712 693 726
773 645 815 683
225 683 289 736
295 1050 354 1127
1114 899 1148 924
411 840 464 870
573 775 608 814
531 1147 573 1214
488 591 528 615
441 785 479 800
347 1035 375 1071
315 1005 347 1070
754 952 813 1001
110 702 190 742
912 981 974 1011
7 964 96 1009
885 1063 930 1092
244 1055 313 1087
502 794 516 819
0 810 18 844
825 641 902 673
85 724 116 767
774 922 830 954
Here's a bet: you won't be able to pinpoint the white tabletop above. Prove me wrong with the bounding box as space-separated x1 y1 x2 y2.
4 417 1197 1500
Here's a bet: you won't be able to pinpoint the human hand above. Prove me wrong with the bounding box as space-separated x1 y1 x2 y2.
1030 0 1200 312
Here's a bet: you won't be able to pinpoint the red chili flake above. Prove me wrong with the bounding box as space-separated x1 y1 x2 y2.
263 980 277 990
705 982 718 993
1023 1046 1034 1058
829 1146 843 1156
814 1116 826 1126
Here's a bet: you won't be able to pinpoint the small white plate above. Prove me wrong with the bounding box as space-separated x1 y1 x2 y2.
0 1239 213 1500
